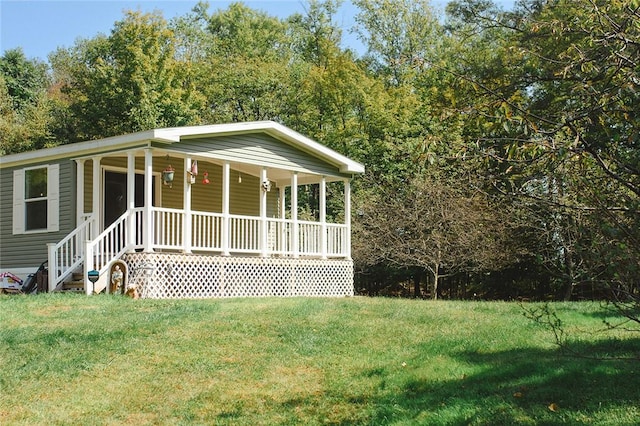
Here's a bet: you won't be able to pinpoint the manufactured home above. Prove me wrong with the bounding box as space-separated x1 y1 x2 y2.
0 121 364 298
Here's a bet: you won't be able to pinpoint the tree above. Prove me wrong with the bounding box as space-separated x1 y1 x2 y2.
353 0 443 87
444 0 640 306
50 10 202 141
0 49 54 154
355 173 523 299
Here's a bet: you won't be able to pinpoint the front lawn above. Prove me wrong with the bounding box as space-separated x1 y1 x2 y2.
1 295 638 425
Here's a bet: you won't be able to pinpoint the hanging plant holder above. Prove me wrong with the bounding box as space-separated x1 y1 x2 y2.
187 160 198 184
162 165 175 188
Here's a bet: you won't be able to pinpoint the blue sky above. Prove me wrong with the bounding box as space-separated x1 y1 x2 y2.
1 0 514 63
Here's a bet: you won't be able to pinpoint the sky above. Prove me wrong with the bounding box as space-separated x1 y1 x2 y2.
1 0 514 63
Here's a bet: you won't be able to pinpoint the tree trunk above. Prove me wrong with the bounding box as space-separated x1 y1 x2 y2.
563 247 576 301
413 269 421 298
432 263 439 300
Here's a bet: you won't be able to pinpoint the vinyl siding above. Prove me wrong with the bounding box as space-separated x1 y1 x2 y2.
81 158 276 220
0 159 75 270
171 133 344 177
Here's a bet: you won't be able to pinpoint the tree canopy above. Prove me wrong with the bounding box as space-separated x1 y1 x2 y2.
2 0 639 305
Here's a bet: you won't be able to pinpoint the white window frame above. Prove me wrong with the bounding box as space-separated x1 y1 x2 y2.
13 164 59 234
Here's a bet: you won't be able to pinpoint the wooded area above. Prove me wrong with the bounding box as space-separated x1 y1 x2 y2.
2 0 638 303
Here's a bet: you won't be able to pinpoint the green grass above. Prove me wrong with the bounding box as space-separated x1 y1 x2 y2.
1 295 638 425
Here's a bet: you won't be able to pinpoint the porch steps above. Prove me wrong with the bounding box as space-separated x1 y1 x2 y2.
60 273 85 293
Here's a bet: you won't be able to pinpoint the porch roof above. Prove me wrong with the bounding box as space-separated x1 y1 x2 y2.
0 121 365 176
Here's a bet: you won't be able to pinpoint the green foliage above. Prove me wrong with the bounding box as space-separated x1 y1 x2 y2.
3 0 639 303
51 10 202 141
0 49 55 154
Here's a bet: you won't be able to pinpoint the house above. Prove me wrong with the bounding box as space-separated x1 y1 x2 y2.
0 121 364 298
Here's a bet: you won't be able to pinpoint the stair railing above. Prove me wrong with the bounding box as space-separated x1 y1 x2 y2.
48 215 95 291
85 209 141 294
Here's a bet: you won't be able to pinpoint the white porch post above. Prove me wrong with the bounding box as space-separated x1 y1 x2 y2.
222 162 230 256
344 179 352 259
75 159 85 226
260 167 268 257
92 157 101 238
183 157 192 253
320 176 327 259
127 152 135 250
279 186 286 220
291 172 299 258
279 185 286 254
143 148 153 252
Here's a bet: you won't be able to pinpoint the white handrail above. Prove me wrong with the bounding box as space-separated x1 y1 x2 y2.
48 215 95 291
85 209 140 293
57 207 348 294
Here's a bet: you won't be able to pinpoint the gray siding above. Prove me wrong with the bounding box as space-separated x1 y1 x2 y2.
0 159 76 270
172 133 343 177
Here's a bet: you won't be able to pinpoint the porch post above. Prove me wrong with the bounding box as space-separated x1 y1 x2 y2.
222 162 230 256
143 148 153 252
344 179 352 259
127 152 135 250
320 176 327 259
260 167 268 257
279 185 286 254
75 159 85 226
183 157 192 253
291 172 299 258
92 157 101 238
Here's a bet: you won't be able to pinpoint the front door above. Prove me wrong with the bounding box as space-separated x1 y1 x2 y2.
104 171 155 228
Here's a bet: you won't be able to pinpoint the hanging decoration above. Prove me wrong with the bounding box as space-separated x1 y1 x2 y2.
262 180 272 192
187 160 198 184
202 171 210 184
162 165 175 188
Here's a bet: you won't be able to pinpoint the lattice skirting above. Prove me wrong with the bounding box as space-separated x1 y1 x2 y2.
121 253 354 299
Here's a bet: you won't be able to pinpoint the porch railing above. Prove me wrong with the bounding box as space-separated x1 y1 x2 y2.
50 206 349 292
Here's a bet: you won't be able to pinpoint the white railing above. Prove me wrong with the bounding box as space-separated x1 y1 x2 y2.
299 221 322 256
85 209 141 293
160 209 348 257
192 212 223 250
153 207 184 250
229 214 261 253
327 224 348 256
51 207 349 293
48 215 95 290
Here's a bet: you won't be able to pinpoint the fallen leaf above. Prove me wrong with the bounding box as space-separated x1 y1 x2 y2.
513 392 523 398
548 403 559 412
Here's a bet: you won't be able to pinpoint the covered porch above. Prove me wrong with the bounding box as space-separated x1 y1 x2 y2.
47 122 361 297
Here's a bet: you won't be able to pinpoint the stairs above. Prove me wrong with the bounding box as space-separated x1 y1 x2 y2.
60 272 85 293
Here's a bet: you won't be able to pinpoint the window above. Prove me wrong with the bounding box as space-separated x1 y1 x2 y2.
25 167 48 230
13 164 59 234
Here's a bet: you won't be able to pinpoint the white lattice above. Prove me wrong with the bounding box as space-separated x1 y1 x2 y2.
121 253 354 299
